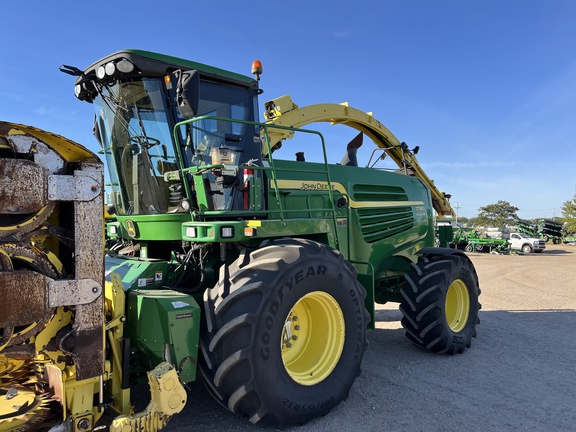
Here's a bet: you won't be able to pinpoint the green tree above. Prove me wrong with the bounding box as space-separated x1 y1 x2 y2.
457 216 469 226
561 193 576 234
475 200 519 227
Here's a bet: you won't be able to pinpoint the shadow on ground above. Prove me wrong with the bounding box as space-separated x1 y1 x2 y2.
155 308 575 432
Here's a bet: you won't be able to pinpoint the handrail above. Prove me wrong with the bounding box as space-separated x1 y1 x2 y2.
173 116 342 249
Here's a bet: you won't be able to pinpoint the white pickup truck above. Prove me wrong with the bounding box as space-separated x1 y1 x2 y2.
506 232 546 253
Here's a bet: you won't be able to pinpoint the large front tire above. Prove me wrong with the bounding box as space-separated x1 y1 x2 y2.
199 238 369 428
400 252 481 354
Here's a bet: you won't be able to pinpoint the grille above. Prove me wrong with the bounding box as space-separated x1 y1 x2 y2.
352 184 414 243
357 207 414 243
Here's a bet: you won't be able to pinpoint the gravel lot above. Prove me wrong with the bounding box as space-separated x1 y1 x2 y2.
164 244 576 432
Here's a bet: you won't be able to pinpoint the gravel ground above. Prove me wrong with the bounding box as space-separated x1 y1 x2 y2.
163 244 576 432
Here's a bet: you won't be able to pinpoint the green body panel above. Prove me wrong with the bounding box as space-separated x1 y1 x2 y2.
178 157 434 305
191 171 212 212
265 159 434 289
355 268 375 330
126 289 201 383
108 214 193 241
181 218 332 243
436 219 454 247
105 256 173 290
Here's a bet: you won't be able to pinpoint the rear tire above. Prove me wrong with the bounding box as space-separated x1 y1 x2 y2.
400 252 481 354
199 238 369 428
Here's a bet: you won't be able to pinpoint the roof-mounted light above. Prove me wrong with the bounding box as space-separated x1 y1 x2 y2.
96 65 106 79
96 58 136 81
116 58 135 73
105 62 116 76
251 60 263 81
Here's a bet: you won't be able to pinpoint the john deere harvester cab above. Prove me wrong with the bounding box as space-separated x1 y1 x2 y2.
48 49 481 430
67 50 263 218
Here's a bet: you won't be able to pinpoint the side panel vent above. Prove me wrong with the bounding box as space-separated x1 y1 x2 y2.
352 184 409 202
357 207 414 243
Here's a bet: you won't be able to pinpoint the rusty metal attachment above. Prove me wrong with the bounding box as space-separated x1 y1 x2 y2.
0 121 104 431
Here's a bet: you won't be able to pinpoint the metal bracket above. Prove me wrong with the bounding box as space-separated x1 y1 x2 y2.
48 278 102 307
48 171 101 202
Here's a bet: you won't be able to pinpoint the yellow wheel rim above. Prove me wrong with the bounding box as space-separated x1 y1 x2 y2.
445 279 470 333
281 291 345 386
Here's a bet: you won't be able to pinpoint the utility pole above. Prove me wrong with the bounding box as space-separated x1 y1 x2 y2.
454 202 461 225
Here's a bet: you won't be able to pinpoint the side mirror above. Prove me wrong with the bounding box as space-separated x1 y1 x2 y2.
176 70 200 119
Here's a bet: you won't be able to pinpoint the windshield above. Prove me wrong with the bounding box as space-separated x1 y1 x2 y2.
95 78 178 215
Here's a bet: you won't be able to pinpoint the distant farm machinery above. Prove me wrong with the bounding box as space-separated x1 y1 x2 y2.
448 222 567 254
451 228 509 254
515 218 566 244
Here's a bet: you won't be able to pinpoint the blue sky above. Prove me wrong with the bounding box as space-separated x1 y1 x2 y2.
1 1 575 218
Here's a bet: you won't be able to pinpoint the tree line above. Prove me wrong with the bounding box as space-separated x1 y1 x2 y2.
455 194 576 234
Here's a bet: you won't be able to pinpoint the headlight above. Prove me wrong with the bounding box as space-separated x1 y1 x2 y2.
97 65 106 79
186 227 197 238
109 225 117 235
221 227 234 238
